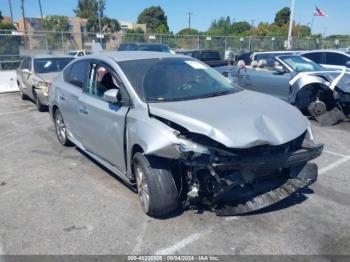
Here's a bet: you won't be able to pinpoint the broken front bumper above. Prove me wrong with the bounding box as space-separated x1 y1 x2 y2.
215 163 318 216
184 142 323 170
183 141 323 215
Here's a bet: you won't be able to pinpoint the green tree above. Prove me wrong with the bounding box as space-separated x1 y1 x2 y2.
208 17 232 35
231 21 251 35
155 24 169 34
41 16 69 50
274 7 290 26
87 16 120 33
42 15 69 31
74 0 105 18
126 28 145 34
177 28 199 35
0 10 19 56
137 6 169 33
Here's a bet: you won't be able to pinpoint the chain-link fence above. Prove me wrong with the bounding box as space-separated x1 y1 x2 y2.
1 30 350 61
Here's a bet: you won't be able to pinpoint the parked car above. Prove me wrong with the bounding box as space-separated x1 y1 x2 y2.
118 42 172 53
301 50 350 70
17 55 74 111
176 49 227 67
245 50 298 67
49 51 322 217
67 49 92 57
216 55 350 124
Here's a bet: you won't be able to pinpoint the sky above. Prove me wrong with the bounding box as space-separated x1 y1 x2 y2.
1 0 349 36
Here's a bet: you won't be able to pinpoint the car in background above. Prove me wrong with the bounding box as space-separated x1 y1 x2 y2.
49 51 322 217
17 55 74 111
216 55 350 124
67 50 92 57
301 50 350 70
235 52 253 65
176 49 227 67
245 51 298 67
118 42 172 53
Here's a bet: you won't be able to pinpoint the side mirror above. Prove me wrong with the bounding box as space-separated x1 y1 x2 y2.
104 89 120 103
273 66 285 74
22 68 31 74
345 61 350 68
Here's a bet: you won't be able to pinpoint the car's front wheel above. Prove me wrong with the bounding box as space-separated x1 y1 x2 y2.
18 83 27 100
133 153 179 217
33 91 46 112
54 109 72 146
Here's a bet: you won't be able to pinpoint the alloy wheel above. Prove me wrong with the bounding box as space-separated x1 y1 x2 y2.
135 163 150 213
55 111 67 144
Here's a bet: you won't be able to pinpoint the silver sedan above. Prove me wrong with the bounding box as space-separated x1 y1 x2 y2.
17 55 74 111
49 51 323 217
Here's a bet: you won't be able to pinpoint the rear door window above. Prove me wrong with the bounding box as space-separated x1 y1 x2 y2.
65 60 89 88
302 52 324 64
325 52 350 66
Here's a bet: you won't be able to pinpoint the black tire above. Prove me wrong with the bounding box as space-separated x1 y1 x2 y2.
54 109 72 146
133 153 179 217
33 90 46 112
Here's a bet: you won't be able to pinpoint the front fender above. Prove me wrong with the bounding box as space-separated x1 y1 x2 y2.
289 74 332 104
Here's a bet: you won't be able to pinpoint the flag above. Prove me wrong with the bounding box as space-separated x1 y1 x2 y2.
314 7 327 16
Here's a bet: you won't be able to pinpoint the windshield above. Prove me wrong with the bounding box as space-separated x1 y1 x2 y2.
278 55 324 72
34 58 74 74
119 58 240 102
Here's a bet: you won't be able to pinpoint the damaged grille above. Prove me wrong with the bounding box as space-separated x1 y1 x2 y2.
189 131 306 158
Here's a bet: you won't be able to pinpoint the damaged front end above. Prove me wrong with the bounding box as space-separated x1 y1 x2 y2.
290 70 350 125
159 121 323 216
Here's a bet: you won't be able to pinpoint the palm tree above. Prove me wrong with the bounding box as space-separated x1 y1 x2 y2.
38 0 43 19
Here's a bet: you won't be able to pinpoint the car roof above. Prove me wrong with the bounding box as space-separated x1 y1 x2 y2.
120 42 167 46
301 50 350 55
254 51 298 55
88 51 187 62
176 49 218 52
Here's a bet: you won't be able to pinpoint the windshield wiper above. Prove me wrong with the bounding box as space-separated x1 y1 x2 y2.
201 90 234 98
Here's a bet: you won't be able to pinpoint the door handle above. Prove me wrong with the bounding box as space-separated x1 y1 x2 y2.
59 96 66 101
79 106 89 115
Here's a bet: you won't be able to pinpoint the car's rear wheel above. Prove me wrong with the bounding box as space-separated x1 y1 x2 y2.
54 109 72 146
133 153 179 217
33 91 46 112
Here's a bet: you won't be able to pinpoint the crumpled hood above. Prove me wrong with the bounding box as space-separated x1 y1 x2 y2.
36 73 60 82
149 90 309 148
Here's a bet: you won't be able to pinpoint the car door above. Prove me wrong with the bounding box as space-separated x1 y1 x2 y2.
77 60 129 171
324 52 350 70
58 60 89 144
246 65 291 100
301 52 325 67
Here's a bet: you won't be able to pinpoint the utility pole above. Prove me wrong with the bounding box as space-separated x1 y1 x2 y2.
287 0 296 49
249 19 255 51
20 0 27 48
38 0 43 19
186 12 193 29
97 0 102 43
8 0 14 23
